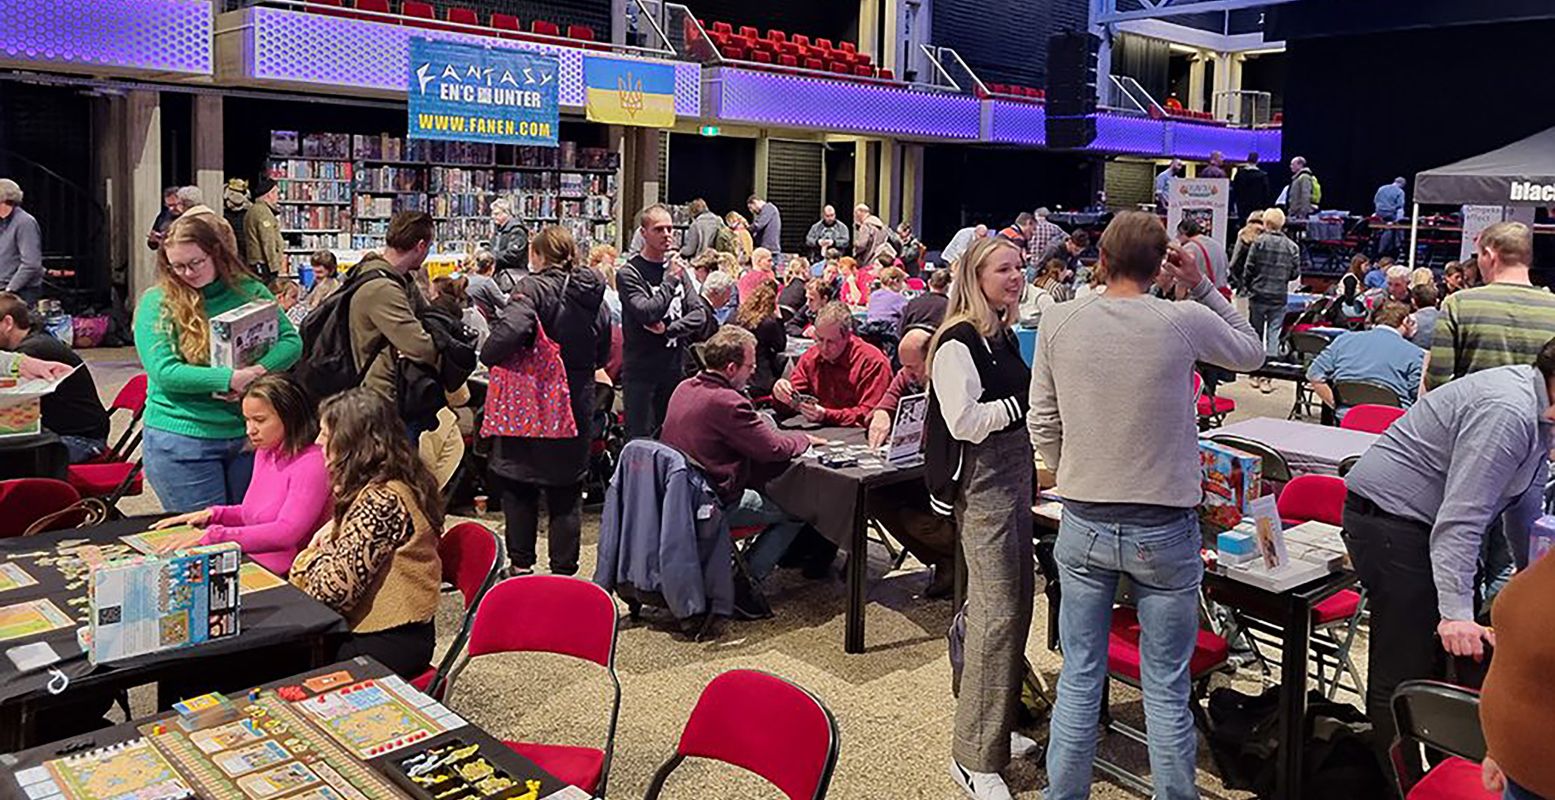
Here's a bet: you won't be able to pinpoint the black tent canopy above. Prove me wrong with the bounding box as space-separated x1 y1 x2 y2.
1415 126 1555 205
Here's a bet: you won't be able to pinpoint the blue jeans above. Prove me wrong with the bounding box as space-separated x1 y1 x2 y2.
1508 777 1544 800
57 435 107 464
1247 299 1285 358
142 427 254 513
728 489 806 580
1046 506 1205 800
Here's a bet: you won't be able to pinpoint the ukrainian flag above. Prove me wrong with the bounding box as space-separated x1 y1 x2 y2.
583 56 677 128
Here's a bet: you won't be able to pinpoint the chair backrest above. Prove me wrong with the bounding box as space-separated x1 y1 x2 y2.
1207 433 1294 485
0 479 82 538
1276 475 1346 526
1337 454 1361 478
446 7 477 25
355 0 389 13
467 575 618 666
1390 681 1487 792
567 24 595 40
532 19 560 36
1340 403 1406 433
490 12 520 30
111 373 148 415
657 670 839 800
402 0 433 18
1333 380 1402 409
1289 330 1331 362
440 521 504 611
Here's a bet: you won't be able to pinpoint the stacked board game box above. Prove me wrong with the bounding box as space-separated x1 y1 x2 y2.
1197 439 1263 533
88 542 242 664
209 301 279 369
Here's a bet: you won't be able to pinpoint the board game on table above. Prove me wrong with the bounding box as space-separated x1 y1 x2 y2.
0 519 346 753
0 658 583 800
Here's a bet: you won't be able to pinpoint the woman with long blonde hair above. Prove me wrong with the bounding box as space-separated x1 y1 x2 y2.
725 211 755 265
923 236 1036 799
134 214 302 512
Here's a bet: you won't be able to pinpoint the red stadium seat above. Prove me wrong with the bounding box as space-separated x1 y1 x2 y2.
814 38 833 51
739 25 759 40
752 50 773 64
791 34 810 48
877 68 895 80
766 29 786 43
853 64 873 77
532 19 559 37
803 57 824 71
829 61 850 75
446 7 477 27
838 41 856 54
401 1 433 20
490 12 520 33
778 54 798 68
354 0 389 16
853 52 872 67
567 24 595 41
305 0 346 16
711 21 732 36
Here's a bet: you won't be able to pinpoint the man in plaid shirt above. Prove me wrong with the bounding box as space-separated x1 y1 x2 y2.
1026 207 1067 270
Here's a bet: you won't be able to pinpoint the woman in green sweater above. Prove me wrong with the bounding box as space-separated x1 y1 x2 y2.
136 214 301 512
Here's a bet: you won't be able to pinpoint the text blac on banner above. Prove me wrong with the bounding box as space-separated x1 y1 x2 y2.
407 37 560 147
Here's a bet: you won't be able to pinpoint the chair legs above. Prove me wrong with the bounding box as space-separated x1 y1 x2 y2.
1093 672 1223 797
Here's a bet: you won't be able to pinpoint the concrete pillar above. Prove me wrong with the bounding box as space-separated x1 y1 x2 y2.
879 0 899 73
618 126 661 245
127 90 162 299
1209 52 1231 121
93 96 128 288
193 95 224 206
753 134 770 198
1187 53 1206 112
876 139 896 224
853 138 878 220
901 144 923 231
858 0 879 59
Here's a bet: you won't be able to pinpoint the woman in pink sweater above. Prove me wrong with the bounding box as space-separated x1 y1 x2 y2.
152 374 330 575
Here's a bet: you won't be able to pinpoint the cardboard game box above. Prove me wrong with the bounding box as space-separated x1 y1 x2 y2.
88 542 242 664
209 300 279 370
0 366 79 437
1197 439 1263 533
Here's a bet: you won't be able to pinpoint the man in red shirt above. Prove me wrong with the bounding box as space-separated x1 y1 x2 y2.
772 302 891 425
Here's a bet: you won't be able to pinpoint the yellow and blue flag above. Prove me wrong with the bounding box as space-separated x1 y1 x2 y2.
583 56 677 128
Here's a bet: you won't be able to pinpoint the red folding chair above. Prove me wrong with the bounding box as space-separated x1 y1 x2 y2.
490 12 521 34
445 576 621 796
1094 606 1231 796
412 522 505 699
0 479 82 538
1390 681 1499 800
1193 371 1236 429
1341 403 1406 434
1276 474 1365 698
67 373 147 515
645 670 839 800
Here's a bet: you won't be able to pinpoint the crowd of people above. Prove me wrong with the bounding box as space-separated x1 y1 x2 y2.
9 150 1555 799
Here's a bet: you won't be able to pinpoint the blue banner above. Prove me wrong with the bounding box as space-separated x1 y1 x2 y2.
407 38 560 146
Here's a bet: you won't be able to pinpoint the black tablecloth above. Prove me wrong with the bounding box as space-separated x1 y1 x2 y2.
0 432 67 481
0 658 570 800
0 518 346 711
764 425 925 550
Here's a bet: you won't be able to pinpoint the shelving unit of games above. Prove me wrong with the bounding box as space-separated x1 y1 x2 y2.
268 131 621 273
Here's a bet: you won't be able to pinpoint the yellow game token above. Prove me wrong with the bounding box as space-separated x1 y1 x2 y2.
456 760 494 782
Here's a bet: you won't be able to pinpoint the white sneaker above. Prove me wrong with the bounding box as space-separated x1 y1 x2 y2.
949 758 1014 800
1010 730 1043 760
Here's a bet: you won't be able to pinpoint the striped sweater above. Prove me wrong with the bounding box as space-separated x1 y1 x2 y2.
1426 283 1555 390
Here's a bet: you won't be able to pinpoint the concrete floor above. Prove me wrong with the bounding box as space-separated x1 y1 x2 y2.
79 347 1366 799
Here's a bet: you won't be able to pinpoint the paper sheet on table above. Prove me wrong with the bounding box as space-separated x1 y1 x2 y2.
0 364 81 409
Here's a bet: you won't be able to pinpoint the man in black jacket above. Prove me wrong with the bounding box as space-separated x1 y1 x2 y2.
0 292 109 463
1231 152 1271 220
618 204 711 438
491 199 529 292
897 267 950 339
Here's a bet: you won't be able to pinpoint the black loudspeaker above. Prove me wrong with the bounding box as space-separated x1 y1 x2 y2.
1045 31 1100 116
1047 117 1098 149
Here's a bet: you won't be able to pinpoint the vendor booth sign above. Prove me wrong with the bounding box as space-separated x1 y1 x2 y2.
1165 178 1231 248
583 55 677 128
407 38 559 146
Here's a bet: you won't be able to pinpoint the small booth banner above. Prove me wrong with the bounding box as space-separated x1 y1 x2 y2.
583 55 677 128
407 37 560 146
481 322 578 440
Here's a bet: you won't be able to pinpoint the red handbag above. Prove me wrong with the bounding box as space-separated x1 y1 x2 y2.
480 320 578 439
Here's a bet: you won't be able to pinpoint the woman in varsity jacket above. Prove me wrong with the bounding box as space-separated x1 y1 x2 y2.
924 236 1034 800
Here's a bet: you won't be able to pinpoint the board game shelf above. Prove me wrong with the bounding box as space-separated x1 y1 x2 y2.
268 130 621 268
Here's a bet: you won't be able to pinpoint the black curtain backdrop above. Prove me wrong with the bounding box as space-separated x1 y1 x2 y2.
1280 17 1555 215
664 133 756 219
1110 32 1170 104
920 146 1099 251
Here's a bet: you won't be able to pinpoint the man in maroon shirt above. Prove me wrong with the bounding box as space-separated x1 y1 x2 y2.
772 302 892 425
662 326 823 581
863 328 956 596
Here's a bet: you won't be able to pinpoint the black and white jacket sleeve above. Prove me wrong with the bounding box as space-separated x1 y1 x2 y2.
931 336 1023 444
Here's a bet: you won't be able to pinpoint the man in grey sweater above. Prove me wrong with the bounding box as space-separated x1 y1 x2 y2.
1027 210 1264 800
0 179 43 305
1342 353 1555 753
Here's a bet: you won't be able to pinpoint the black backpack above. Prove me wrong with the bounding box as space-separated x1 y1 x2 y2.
295 267 395 402
396 305 478 422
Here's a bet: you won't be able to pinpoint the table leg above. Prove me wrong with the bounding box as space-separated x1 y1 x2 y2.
845 484 869 654
1276 597 1312 800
